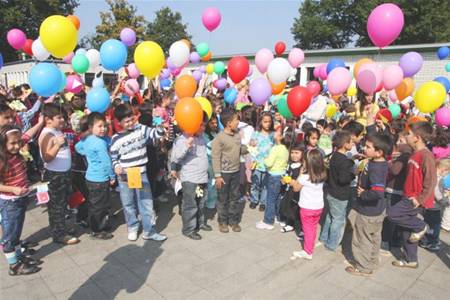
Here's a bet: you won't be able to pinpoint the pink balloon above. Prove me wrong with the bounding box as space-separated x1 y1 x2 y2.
167 57 176 70
65 74 84 94
357 63 383 94
171 68 182 77
382 65 404 90
288 48 305 68
313 66 320 78
388 89 398 101
255 48 274 73
318 64 328 80
435 107 450 127
367 3 404 48
124 79 139 96
327 67 352 95
214 78 227 90
7 29 26 50
127 63 140 79
202 7 221 32
63 52 74 64
306 81 321 98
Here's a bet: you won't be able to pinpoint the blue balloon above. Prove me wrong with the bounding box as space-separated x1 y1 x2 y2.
58 71 67 92
160 78 171 89
444 174 450 189
0 53 3 70
29 63 62 97
322 84 328 93
100 39 127 71
437 46 450 60
87 87 110 113
224 88 238 104
434 76 450 93
326 58 345 74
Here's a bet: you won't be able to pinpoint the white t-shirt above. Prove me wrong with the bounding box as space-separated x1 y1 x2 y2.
38 127 72 172
298 174 324 210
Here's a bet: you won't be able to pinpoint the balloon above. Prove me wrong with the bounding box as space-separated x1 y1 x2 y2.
63 52 74 64
58 71 67 92
228 56 250 84
67 15 80 30
382 65 404 90
274 42 286 56
171 68 182 77
313 65 320 79
201 51 212 62
92 73 104 88
325 104 337 118
7 29 26 50
255 48 274 73
65 74 83 93
124 79 139 96
192 70 203 82
267 58 290 84
214 61 226 75
395 78 415 100
447 62 450 73
327 67 352 95
31 38 50 61
175 97 203 135
388 103 401 119
72 54 89 74
388 89 398 101
40 15 77 58
167 57 176 70
306 81 321 98
288 48 304 68
399 52 423 77
134 41 165 78
0 53 3 70
287 86 312 117
196 97 212 119
437 46 450 60
206 63 214 74
414 81 446 113
87 87 110 113
196 43 209 57
199 65 206 73
120 28 136 46
160 79 171 89
22 39 33 56
224 88 238 105
174 75 197 99
434 76 450 93
214 78 227 90
160 68 170 79
353 58 373 78
127 63 140 79
272 81 286 95
29 63 61 97
277 96 292 119
202 7 222 32
75 48 86 56
100 39 127 71
326 58 345 75
367 3 404 48
169 41 190 67
347 86 357 97
356 63 383 94
190 52 201 64
435 107 450 127
249 78 272 105
318 64 328 80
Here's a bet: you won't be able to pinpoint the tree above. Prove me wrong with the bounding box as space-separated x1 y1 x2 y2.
146 7 192 54
0 0 79 62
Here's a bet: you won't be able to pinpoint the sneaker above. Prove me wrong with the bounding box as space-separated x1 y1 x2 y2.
297 231 304 241
345 265 372 277
379 248 392 256
9 261 41 276
19 256 43 266
53 235 80 245
392 260 418 269
249 202 257 209
409 225 428 243
199 224 213 231
280 225 294 233
259 204 266 212
184 232 202 240
142 233 167 242
256 221 274 230
90 232 114 240
230 224 242 232
290 250 312 260
274 219 286 227
219 223 229 233
419 240 441 251
128 231 138 241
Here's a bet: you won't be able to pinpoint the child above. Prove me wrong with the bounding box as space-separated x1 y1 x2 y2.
110 103 166 242
0 125 42 275
211 109 247 233
388 122 437 269
432 127 450 159
304 128 325 157
346 133 392 276
319 130 355 251
38 103 79 245
256 130 289 230
204 114 219 209
290 149 327 260
318 122 334 156
75 113 115 240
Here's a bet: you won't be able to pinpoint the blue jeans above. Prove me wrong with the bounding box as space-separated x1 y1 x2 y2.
319 194 348 251
0 197 27 254
250 170 268 205
118 173 155 235
263 175 282 224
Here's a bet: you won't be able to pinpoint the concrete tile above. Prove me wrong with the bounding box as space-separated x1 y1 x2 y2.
400 279 449 300
1 278 55 300
418 266 450 291
149 272 203 300
43 268 89 294
185 289 217 300
352 279 404 299
57 281 108 300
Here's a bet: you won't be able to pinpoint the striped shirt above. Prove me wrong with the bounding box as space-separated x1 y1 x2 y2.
0 154 29 199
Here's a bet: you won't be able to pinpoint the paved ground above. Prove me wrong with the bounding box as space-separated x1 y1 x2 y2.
1 192 449 300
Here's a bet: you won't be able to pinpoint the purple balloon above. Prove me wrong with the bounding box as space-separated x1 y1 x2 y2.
160 68 170 79
399 52 423 77
167 57 176 70
192 70 202 82
199 65 206 73
120 28 136 47
214 78 227 90
190 52 201 64
249 78 272 105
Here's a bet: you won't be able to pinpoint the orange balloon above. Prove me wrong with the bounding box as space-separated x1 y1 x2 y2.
271 81 286 95
201 51 212 62
180 39 191 49
395 78 415 101
406 116 427 130
332 94 341 101
174 97 203 135
175 75 197 99
66 15 80 30
353 58 373 78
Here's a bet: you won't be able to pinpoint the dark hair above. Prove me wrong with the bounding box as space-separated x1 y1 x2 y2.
79 115 89 133
258 112 274 132
0 103 13 115
316 119 327 129
305 128 320 146
0 125 22 177
138 101 153 115
409 121 434 143
342 120 364 137
333 130 352 149
291 142 305 152
88 112 106 128
366 133 393 158
301 121 313 133
220 108 237 128
240 105 257 127
205 113 219 140
325 121 336 131
71 95 86 111
432 127 450 148
303 149 327 184
43 103 63 119
357 87 372 116
114 103 133 121
12 86 22 98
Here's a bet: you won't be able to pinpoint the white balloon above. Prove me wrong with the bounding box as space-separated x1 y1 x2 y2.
86 49 101 69
267 58 290 84
290 67 298 76
32 38 50 61
75 48 87 56
92 72 104 88
169 41 190 67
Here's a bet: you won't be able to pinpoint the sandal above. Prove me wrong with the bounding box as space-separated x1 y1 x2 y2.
280 225 294 233
345 265 373 277
53 235 80 245
9 261 41 276
392 260 418 269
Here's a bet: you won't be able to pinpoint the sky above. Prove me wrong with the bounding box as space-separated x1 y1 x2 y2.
75 0 300 56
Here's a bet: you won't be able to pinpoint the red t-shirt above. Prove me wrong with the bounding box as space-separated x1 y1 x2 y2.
0 154 29 198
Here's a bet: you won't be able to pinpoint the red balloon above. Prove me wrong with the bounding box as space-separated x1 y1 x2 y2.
287 86 312 117
22 39 33 56
275 41 286 56
374 80 384 93
227 56 249 84
306 81 321 98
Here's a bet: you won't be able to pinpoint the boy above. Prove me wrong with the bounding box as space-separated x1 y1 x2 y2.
211 109 247 233
388 122 437 268
110 104 166 242
320 130 355 251
346 133 392 276
75 113 114 240
39 103 79 245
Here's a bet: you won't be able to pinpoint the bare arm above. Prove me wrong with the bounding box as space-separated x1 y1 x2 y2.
40 133 65 163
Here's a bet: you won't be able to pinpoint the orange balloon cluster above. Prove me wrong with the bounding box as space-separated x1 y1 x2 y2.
202 51 212 62
395 78 414 100
174 97 204 135
271 81 286 95
66 15 80 30
174 75 197 99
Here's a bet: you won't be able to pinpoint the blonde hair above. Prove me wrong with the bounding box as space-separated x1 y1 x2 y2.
236 79 249 90
437 158 450 172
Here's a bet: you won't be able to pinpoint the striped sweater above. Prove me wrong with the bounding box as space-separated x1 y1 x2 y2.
110 124 164 171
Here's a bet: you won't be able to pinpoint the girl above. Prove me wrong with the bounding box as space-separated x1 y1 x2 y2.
204 113 219 210
304 128 325 157
354 88 379 127
153 90 173 128
290 149 327 260
0 125 41 275
432 127 450 160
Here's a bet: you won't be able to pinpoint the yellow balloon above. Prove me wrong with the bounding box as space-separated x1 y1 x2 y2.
325 104 337 118
347 86 357 97
39 15 78 58
134 41 165 78
206 63 214 74
414 81 446 113
195 97 212 119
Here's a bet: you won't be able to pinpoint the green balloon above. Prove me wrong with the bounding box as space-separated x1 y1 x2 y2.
214 61 225 75
446 62 450 72
197 42 209 57
388 103 401 119
277 96 292 119
59 71 67 92
72 54 90 74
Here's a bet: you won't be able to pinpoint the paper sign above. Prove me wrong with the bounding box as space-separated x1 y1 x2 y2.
127 167 142 189
36 192 49 205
